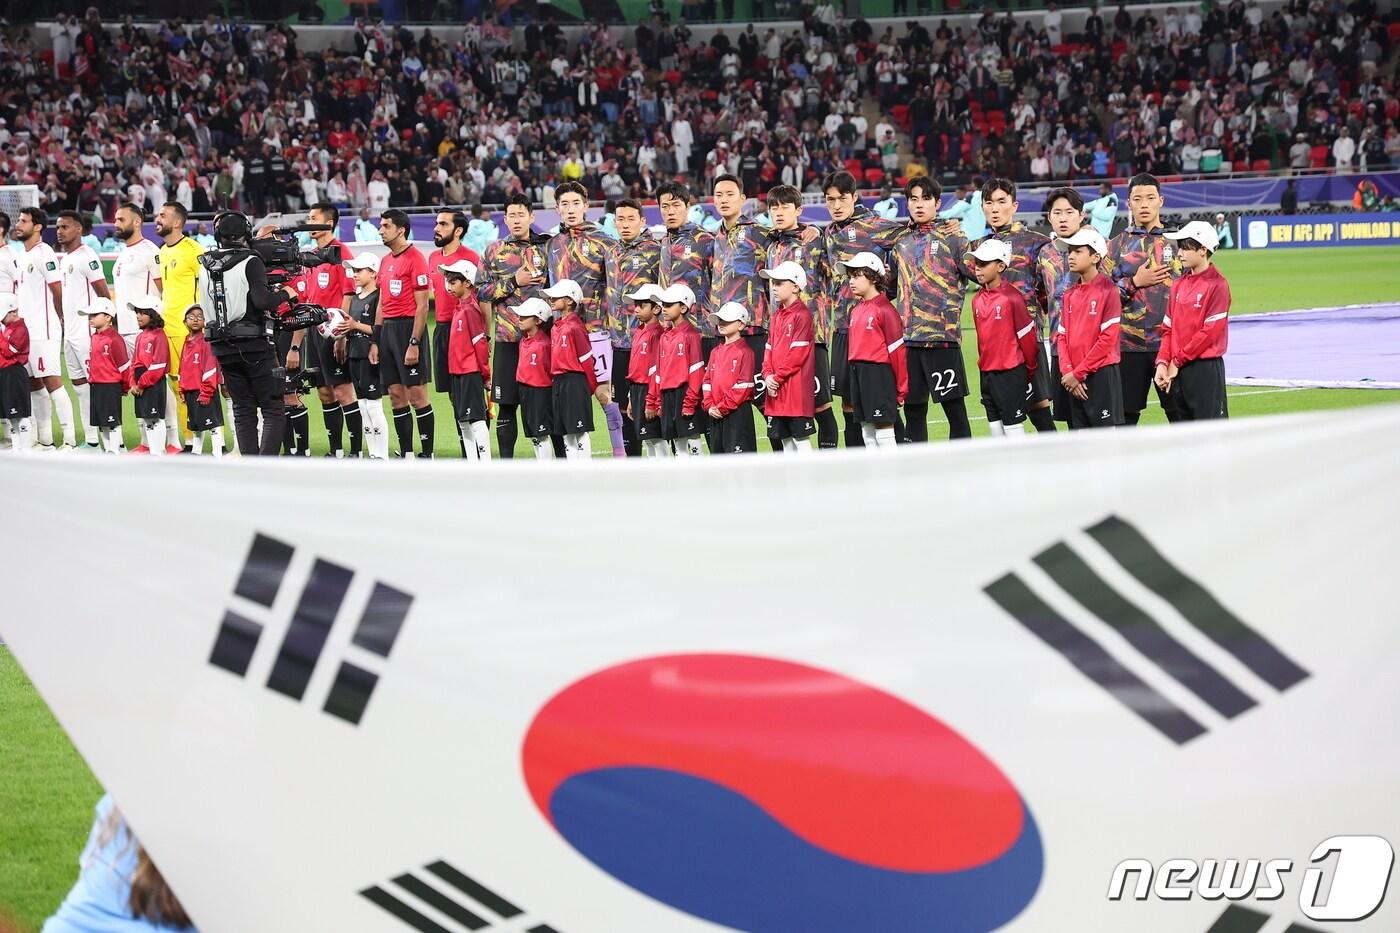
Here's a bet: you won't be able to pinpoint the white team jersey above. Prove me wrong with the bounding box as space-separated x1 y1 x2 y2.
15 242 61 341
111 238 161 337
0 247 17 296
60 245 105 341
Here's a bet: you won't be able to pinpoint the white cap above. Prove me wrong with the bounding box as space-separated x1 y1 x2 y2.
1055 227 1109 256
657 283 696 307
542 279 584 304
969 239 1012 265
440 259 478 284
1165 220 1220 253
127 294 161 312
516 296 553 321
837 251 886 277
0 293 18 314
86 296 117 318
626 283 663 303
713 302 751 324
346 252 380 272
759 260 808 290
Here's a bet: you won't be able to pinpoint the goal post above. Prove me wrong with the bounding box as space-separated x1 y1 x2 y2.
0 184 40 220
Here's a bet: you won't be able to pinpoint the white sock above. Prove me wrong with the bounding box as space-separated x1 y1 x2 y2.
31 390 51 445
100 427 121 453
137 419 148 448
563 432 588 460
643 439 669 458
987 419 1005 436
190 431 205 455
875 426 897 449
210 427 224 459
789 435 812 453
8 418 31 452
361 400 389 459
532 438 555 459
49 387 75 447
147 420 166 455
165 384 182 448
74 383 96 445
861 423 877 446
471 420 491 460
685 437 704 456
1003 420 1026 437
458 421 479 460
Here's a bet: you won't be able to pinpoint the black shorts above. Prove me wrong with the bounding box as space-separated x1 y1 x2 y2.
348 357 382 400
433 320 452 392
979 366 1034 425
1068 364 1124 429
552 371 594 434
660 386 705 439
1120 350 1168 415
612 347 632 403
519 384 554 439
848 361 899 424
134 381 166 420
1174 357 1228 421
307 332 351 387
183 389 224 431
629 382 661 440
744 331 767 412
905 343 969 404
813 344 833 407
830 330 851 397
1 365 32 418
714 401 757 453
89 382 122 427
450 372 489 423
492 341 520 405
379 318 428 388
1049 350 1071 421
1030 341 1053 404
766 413 816 440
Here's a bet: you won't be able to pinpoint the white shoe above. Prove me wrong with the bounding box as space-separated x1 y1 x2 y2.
35 443 56 452
56 444 76 453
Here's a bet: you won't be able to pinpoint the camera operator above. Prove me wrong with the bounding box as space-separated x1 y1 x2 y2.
195 212 292 455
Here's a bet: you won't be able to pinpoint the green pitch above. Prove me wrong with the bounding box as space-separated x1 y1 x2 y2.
2 246 1399 930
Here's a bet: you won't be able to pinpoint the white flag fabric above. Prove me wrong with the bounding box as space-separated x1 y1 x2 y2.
6 407 1399 933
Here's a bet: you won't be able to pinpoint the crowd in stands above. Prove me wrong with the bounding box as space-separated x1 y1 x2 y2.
0 0 1395 221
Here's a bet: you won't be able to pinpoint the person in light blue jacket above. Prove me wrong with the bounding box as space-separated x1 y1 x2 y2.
688 201 721 233
938 182 987 240
1213 212 1234 249
44 795 198 933
353 209 380 243
464 204 500 254
1083 183 1119 238
872 186 899 219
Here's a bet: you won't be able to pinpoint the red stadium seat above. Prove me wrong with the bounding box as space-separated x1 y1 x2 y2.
864 168 885 187
1251 159 1271 174
1162 175 1182 185
1390 22 1400 41
891 105 910 130
845 158 864 176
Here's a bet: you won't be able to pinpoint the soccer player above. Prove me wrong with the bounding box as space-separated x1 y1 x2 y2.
295 203 359 458
970 240 1038 437
110 202 162 357
605 198 661 457
441 259 493 461
647 283 706 457
339 253 390 460
708 175 774 441
84 298 130 454
132 300 172 455
764 184 838 449
704 302 758 454
56 209 111 449
758 260 816 453
481 193 550 458
11 207 70 450
177 305 224 457
1055 228 1123 429
657 181 715 354
542 278 597 461
546 182 616 458
970 178 1056 433
1157 220 1230 421
0 294 35 451
514 297 557 460
156 200 204 451
1106 173 1183 425
623 284 668 458
821 170 901 447
1037 187 1090 424
427 209 482 398
372 209 435 458
840 252 907 451
887 177 977 443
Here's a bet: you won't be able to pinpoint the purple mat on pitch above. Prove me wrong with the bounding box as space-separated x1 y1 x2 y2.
1226 303 1400 389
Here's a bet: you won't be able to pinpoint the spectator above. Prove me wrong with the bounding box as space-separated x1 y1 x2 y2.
1333 128 1357 172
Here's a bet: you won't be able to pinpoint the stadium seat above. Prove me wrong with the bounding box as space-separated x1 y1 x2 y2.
845 158 864 176
864 168 885 186
1251 159 1271 174
1390 21 1400 41
891 104 910 130
1162 175 1182 185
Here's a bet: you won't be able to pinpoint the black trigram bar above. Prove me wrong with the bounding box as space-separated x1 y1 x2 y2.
209 610 263 677
360 885 453 933
528 926 563 933
392 873 488 931
266 558 354 701
352 581 413 658
323 661 378 726
233 533 294 608
1086 516 1309 691
425 860 523 919
985 573 1207 744
1205 904 1269 933
1033 542 1257 719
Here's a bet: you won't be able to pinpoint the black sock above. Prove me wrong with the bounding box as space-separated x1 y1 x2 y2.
1123 410 1141 426
843 409 864 447
343 403 363 456
414 404 435 458
893 411 910 443
1028 407 1057 432
496 403 518 459
392 406 414 455
323 402 343 453
622 410 641 457
904 404 929 442
551 434 566 458
282 411 297 455
289 407 311 456
815 408 839 448
943 398 972 439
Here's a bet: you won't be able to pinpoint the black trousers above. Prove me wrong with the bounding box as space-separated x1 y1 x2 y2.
216 341 286 456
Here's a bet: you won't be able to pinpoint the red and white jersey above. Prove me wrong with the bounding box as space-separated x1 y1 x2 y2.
15 241 61 340
178 332 220 393
448 294 491 378
87 328 132 388
1056 273 1122 380
972 281 1039 373
60 244 105 337
111 238 162 337
1157 264 1230 368
0 318 30 368
294 241 354 313
703 338 756 416
132 326 171 389
550 312 598 392
516 329 552 388
762 299 815 417
377 247 430 320
626 320 663 385
648 317 704 414
847 294 909 404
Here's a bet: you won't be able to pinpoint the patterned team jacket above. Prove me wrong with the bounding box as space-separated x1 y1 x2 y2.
889 221 974 345
709 217 772 333
1105 224 1184 353
967 222 1052 339
766 224 835 345
659 223 716 338
480 231 550 343
547 222 611 336
822 205 903 333
604 231 661 350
